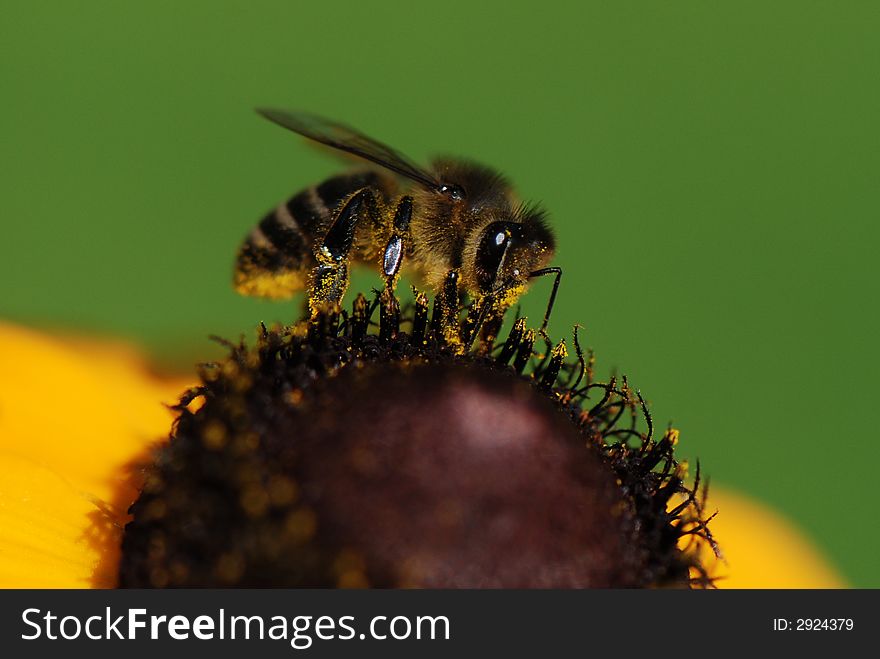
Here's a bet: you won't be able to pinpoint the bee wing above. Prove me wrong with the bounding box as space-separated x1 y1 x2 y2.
257 108 442 191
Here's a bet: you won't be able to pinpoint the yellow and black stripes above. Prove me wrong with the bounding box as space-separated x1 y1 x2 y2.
234 171 393 299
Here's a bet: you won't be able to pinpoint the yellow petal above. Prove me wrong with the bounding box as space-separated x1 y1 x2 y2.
0 322 849 589
0 322 192 587
0 322 188 504
0 453 120 587
696 487 846 588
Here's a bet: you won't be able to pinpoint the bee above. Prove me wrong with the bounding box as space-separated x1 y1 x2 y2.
235 109 561 343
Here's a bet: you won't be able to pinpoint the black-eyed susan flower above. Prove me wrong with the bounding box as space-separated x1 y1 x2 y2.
0 296 845 588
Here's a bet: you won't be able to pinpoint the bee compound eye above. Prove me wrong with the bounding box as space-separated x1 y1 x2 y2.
475 221 517 290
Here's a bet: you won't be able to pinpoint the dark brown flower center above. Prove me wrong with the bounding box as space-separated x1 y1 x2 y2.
118 293 715 588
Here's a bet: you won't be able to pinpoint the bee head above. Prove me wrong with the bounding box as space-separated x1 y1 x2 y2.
474 206 555 294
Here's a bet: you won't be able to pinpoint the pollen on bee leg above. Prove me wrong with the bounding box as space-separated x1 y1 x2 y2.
307 261 350 319
307 301 341 342
410 290 429 345
430 270 464 350
379 287 400 343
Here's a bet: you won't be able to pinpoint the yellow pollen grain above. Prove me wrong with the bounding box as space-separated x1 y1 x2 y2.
181 391 206 414
552 340 568 360
676 460 689 479
201 420 227 449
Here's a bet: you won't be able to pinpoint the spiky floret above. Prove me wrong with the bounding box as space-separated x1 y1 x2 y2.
119 288 717 588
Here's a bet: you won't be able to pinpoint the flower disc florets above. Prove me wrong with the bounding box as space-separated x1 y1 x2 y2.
119 289 716 588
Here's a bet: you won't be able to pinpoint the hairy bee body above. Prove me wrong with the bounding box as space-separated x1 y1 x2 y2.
236 160 531 300
235 170 397 299
235 110 560 336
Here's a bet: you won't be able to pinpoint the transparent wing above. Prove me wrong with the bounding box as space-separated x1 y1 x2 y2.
257 108 441 191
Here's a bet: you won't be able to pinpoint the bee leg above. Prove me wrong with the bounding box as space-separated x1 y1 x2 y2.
430 270 462 348
462 290 510 352
528 266 563 332
308 188 378 316
381 195 414 291
377 195 414 342
464 294 495 351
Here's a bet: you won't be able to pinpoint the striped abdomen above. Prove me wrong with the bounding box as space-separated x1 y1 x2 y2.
235 170 395 299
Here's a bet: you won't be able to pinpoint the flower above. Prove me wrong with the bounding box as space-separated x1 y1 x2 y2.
0 315 845 588
696 490 844 588
0 322 190 587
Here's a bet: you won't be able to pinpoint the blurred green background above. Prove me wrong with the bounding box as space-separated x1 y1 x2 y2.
2 1 878 585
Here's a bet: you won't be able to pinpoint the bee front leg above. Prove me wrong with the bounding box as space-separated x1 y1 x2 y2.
463 294 504 352
377 195 414 342
430 269 463 349
381 195 414 291
308 188 377 317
